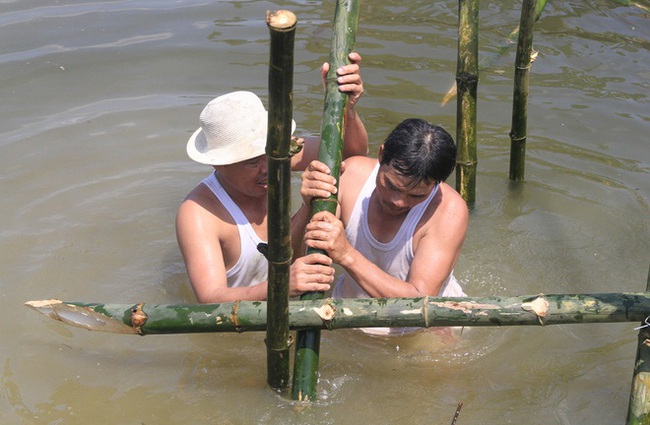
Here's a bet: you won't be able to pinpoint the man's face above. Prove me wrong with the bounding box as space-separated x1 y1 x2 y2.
216 154 268 197
374 164 437 217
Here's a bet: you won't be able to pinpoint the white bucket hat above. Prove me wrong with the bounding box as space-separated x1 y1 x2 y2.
186 91 295 166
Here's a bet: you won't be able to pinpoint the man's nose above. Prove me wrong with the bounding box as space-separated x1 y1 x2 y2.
389 192 407 208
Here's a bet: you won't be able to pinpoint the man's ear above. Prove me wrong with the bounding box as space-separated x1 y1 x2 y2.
378 144 384 162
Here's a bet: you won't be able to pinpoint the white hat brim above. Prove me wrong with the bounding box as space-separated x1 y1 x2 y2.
186 120 296 166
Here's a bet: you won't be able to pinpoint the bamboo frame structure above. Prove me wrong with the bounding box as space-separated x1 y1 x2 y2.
292 0 360 402
22 2 648 421
509 0 538 181
264 10 297 391
455 0 479 206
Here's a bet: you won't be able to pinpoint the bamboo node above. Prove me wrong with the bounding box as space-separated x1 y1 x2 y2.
313 300 337 330
231 300 243 333
130 302 147 335
265 335 294 351
521 295 549 325
509 131 527 143
289 137 305 156
456 72 478 85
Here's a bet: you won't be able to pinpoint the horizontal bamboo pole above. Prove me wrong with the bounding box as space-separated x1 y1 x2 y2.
25 293 650 335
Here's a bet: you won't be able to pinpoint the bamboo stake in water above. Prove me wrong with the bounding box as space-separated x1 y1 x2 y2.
626 262 650 425
265 9 297 392
441 0 548 107
509 0 538 181
455 0 479 207
292 0 360 402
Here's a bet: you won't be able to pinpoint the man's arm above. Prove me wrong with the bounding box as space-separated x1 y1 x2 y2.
335 52 368 159
291 52 368 171
177 188 334 302
175 194 269 303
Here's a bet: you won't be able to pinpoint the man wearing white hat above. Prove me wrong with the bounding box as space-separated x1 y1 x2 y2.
177 53 367 303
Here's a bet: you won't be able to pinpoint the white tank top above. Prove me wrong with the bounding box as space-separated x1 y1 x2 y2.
332 164 465 336
201 172 267 288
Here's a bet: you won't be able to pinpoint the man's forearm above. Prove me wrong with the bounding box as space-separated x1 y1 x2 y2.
338 248 425 298
290 203 311 261
342 108 368 158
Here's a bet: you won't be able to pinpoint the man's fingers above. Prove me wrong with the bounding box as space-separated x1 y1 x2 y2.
306 160 331 174
348 52 362 64
303 253 333 265
310 211 337 223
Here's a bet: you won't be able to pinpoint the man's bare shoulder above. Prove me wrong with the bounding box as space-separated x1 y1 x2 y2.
424 183 469 231
177 183 230 226
438 183 468 213
340 155 376 184
339 155 377 214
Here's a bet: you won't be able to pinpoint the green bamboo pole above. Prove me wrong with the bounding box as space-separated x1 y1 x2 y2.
265 9 297 392
509 0 538 181
455 0 479 207
627 263 650 425
441 0 548 107
480 0 547 70
292 0 360 402
26 293 650 335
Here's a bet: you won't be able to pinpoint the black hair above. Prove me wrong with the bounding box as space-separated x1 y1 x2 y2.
380 118 457 186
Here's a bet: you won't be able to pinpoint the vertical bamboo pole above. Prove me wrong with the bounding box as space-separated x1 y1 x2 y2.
455 0 479 207
509 0 538 181
291 0 360 401
626 263 650 425
265 10 297 392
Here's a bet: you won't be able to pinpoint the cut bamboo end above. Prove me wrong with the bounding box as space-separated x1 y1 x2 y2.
266 10 297 31
25 299 137 334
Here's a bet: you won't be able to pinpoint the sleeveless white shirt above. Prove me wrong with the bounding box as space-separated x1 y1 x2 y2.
201 172 267 288
332 164 465 336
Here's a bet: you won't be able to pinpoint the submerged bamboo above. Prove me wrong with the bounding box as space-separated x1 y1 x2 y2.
265 10 297 392
626 264 650 425
455 0 479 207
509 0 538 181
292 0 360 402
26 293 650 335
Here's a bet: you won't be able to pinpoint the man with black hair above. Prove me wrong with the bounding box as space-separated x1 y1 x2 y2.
296 119 468 334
